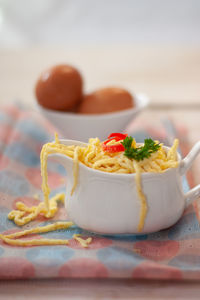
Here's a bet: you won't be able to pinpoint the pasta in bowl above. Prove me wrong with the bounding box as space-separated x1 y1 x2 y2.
40 133 200 235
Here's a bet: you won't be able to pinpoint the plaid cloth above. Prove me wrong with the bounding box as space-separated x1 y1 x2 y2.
0 104 199 280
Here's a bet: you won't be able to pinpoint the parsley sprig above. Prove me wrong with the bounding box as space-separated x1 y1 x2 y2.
121 136 160 161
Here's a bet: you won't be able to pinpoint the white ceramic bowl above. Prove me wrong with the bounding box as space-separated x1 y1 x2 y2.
51 140 200 235
38 93 149 142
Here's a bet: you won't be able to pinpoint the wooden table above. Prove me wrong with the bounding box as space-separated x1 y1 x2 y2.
0 46 200 299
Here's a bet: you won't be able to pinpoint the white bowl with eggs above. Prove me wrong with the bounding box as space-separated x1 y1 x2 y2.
38 93 149 142
35 64 149 141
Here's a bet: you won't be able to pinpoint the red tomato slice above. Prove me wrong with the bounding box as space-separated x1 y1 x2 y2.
107 133 128 140
102 133 127 153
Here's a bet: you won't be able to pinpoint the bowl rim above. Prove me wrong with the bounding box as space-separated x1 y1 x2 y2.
37 93 149 120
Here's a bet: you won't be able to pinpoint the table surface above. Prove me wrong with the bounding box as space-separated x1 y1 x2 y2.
0 45 200 299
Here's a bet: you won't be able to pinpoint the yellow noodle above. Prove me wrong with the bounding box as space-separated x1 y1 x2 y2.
167 139 179 160
4 221 73 239
8 193 65 226
73 234 92 248
0 221 73 247
71 146 80 196
134 161 148 232
0 236 69 246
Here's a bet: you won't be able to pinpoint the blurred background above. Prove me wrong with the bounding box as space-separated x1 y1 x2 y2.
0 0 200 106
1 0 200 46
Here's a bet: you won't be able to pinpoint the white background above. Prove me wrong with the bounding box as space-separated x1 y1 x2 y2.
0 0 200 47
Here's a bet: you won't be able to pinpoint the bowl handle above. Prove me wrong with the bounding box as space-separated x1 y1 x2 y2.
179 141 200 208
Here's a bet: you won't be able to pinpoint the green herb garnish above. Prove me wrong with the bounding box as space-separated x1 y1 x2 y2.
121 137 160 161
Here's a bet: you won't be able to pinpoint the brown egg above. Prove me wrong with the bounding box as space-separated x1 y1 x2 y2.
35 64 83 111
78 87 134 114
